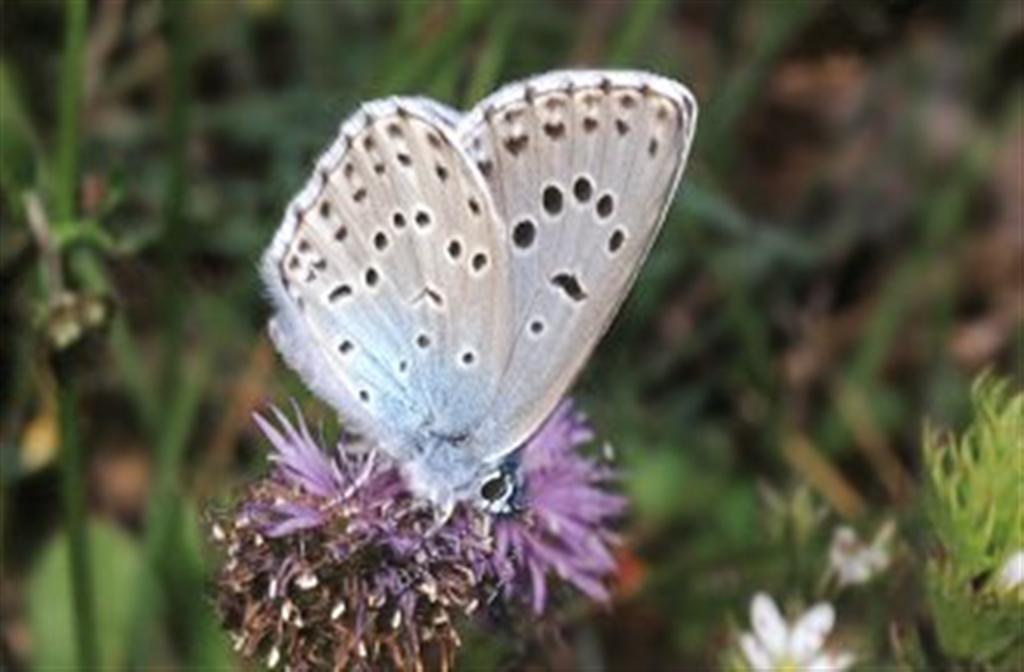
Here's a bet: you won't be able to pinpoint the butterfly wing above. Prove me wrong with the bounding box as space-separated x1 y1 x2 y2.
262 99 512 463
456 70 697 456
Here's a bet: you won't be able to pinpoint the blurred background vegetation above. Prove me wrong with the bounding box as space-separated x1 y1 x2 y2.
1 0 1021 669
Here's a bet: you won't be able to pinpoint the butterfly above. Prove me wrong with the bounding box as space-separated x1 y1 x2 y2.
261 70 697 517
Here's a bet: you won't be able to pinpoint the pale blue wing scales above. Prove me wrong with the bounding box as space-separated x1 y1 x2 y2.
457 70 698 459
262 99 512 462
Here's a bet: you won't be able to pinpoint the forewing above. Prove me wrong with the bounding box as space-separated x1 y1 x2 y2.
457 70 697 455
262 99 512 460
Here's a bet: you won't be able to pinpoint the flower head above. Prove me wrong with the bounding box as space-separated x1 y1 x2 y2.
828 522 894 588
212 401 625 669
739 593 854 672
214 407 492 670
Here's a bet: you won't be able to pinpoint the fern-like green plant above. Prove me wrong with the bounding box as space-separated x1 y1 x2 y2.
923 373 1023 667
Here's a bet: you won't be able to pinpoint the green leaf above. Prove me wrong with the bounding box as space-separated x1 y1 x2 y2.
28 519 151 671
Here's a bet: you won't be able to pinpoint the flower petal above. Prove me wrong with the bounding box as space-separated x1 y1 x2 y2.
789 602 835 663
807 650 855 670
739 633 776 672
750 593 788 657
996 549 1024 593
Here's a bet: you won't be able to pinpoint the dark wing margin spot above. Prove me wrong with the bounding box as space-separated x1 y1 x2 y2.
543 122 566 139
550 272 587 303
503 135 529 156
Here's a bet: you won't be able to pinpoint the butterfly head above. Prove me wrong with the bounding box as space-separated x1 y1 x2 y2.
403 434 523 517
476 456 524 516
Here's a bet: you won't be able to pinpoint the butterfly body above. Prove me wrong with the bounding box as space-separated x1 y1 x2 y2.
262 70 697 511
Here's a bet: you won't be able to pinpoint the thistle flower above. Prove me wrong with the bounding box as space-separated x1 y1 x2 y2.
212 401 625 670
738 593 854 672
213 408 492 671
490 401 627 613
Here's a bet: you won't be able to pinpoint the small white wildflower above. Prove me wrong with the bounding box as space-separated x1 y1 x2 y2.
828 521 893 588
994 549 1024 595
739 593 854 671
330 600 346 620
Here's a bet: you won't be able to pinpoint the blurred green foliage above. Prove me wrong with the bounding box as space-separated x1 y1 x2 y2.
28 520 143 671
924 374 1023 668
1 0 1021 670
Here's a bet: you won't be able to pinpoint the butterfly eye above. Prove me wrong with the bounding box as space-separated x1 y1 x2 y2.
480 473 511 503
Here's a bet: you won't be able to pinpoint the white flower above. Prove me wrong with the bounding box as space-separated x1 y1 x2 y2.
994 549 1024 595
828 522 893 588
740 593 854 671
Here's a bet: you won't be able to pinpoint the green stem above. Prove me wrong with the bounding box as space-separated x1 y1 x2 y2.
56 1 97 669
158 0 190 400
57 379 98 670
57 0 86 224
127 1 194 665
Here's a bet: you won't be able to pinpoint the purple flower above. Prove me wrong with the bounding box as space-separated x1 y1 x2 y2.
490 401 627 613
214 408 490 670
211 400 625 670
